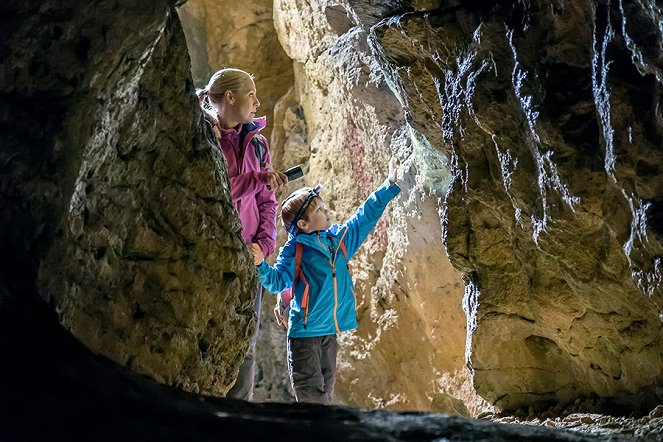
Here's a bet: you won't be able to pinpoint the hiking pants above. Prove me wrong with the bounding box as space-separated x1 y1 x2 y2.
227 284 262 400
287 334 337 405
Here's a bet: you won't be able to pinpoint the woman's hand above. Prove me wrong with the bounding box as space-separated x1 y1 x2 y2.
250 243 264 266
264 170 288 192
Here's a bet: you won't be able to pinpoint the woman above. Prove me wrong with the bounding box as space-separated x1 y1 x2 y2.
198 68 287 400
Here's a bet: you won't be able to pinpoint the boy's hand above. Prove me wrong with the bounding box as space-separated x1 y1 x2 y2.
388 157 399 184
250 243 264 266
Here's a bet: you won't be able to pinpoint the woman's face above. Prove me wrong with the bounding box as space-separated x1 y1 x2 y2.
228 77 260 124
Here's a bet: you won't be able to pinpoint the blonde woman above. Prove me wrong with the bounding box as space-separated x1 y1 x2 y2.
198 68 288 400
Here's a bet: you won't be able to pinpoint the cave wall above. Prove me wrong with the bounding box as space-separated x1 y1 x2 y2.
1 0 258 396
270 0 663 413
271 0 473 411
363 0 663 411
3 0 661 418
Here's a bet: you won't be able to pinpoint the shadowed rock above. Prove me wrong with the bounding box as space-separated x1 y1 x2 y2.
1 0 257 396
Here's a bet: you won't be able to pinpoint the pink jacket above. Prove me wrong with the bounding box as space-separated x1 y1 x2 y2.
214 117 278 258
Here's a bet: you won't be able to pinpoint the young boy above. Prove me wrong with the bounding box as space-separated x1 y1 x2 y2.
250 160 400 404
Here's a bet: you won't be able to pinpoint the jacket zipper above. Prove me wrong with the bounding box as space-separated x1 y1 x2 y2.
317 233 341 334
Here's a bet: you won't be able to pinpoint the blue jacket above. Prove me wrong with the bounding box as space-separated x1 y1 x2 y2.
257 179 401 338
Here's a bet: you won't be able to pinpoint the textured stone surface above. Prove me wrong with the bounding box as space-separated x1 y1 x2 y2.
272 0 474 412
431 392 471 417
368 0 663 411
1 0 257 395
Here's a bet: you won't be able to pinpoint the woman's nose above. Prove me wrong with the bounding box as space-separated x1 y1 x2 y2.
255 97 260 108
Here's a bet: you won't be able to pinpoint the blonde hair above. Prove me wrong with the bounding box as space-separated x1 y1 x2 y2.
196 68 254 110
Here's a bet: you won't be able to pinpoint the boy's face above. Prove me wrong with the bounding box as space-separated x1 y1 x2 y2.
299 197 331 233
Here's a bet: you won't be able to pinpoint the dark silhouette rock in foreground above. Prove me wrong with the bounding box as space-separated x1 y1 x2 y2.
0 289 607 441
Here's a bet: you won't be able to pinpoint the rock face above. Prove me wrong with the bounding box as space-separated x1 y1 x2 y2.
272 0 473 411
366 0 663 411
1 0 257 395
270 0 662 413
3 0 661 424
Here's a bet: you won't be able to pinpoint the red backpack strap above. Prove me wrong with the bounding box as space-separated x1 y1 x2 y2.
294 242 303 286
292 242 312 328
338 239 347 261
337 228 349 269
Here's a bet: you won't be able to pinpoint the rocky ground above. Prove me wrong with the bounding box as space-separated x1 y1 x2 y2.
487 405 663 440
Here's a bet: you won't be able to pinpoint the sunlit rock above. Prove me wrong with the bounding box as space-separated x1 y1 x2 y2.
273 0 473 412
430 392 471 417
370 1 663 411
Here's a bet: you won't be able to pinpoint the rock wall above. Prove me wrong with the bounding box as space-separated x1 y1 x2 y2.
366 0 663 412
1 0 257 396
272 0 473 411
2 0 662 424
271 0 662 413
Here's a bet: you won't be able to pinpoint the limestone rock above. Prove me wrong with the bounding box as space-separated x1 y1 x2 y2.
272 0 474 411
431 392 471 417
370 0 663 411
1 0 257 395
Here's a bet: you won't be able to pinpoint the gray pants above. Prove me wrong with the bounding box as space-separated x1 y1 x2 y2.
227 284 262 401
287 334 337 404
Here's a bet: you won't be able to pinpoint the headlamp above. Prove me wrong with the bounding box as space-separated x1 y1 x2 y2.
286 184 323 235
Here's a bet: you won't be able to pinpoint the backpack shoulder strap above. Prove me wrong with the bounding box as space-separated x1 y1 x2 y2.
292 242 304 287
293 242 312 329
251 135 267 165
338 238 347 261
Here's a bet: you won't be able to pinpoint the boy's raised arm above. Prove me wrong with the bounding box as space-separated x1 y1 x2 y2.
342 159 401 259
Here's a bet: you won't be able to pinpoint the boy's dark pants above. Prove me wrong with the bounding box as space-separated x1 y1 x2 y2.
287 334 337 404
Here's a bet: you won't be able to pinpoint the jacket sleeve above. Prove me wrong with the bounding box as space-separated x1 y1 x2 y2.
342 179 401 259
257 238 297 293
254 143 278 257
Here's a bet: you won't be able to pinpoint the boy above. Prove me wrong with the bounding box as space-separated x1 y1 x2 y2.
250 159 400 404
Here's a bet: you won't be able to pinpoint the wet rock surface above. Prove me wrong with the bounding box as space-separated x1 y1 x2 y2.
1 0 662 440
365 0 663 412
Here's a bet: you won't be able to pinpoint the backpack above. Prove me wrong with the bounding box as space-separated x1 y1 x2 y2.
273 239 349 331
238 122 268 167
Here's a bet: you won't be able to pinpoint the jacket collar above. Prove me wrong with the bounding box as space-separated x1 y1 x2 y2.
291 225 346 258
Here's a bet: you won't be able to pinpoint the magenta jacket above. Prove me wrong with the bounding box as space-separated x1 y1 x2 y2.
213 116 278 258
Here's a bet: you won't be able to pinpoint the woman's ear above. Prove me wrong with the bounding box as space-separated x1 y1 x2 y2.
224 89 234 103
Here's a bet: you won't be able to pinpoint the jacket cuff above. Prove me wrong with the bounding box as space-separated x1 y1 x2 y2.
257 170 269 185
382 178 401 194
257 260 269 273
